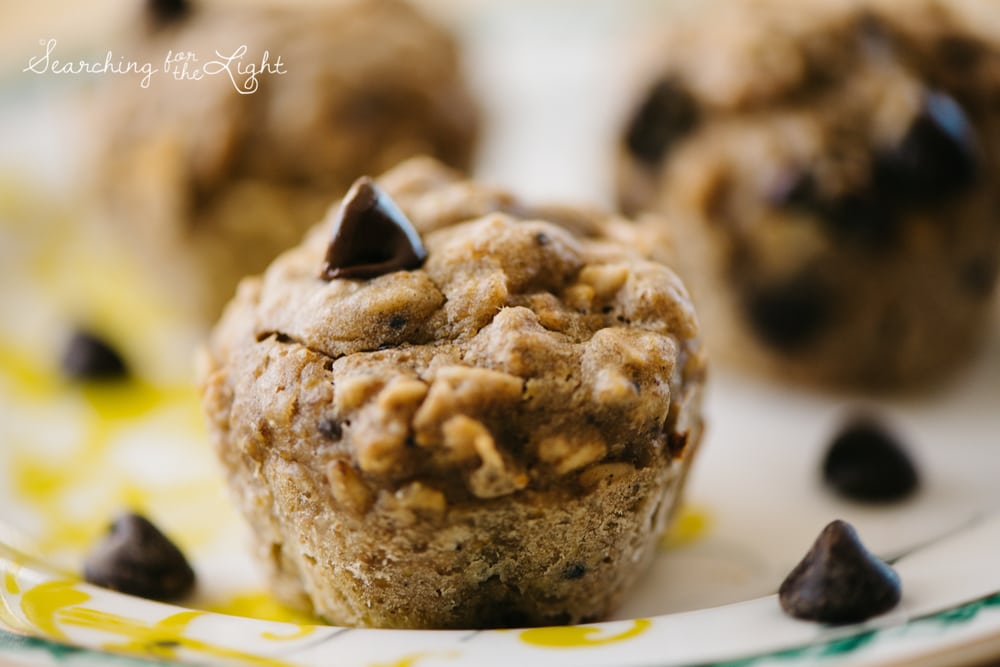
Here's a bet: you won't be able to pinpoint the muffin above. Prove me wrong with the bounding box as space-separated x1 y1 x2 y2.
198 158 706 629
94 0 479 323
617 0 1000 387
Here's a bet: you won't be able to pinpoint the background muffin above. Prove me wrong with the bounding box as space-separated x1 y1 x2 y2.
93 0 479 323
617 0 1000 388
199 158 706 628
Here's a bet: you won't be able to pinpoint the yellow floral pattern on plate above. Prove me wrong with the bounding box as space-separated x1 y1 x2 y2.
518 619 652 649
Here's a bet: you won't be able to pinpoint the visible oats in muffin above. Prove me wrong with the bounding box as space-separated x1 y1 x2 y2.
199 158 706 628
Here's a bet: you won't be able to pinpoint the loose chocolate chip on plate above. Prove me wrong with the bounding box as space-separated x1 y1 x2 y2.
779 520 901 624
822 417 919 503
61 330 128 380
874 91 979 205
320 177 427 281
83 513 196 601
624 77 700 166
743 275 832 352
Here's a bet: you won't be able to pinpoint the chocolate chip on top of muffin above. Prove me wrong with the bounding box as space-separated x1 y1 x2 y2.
199 158 706 629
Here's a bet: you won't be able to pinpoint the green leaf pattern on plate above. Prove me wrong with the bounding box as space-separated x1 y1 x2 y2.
708 593 1000 667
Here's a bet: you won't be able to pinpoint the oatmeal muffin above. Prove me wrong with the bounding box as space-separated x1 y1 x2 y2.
94 0 479 323
199 158 706 628
617 0 1000 387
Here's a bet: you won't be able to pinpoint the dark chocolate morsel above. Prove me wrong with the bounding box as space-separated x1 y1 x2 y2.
83 513 195 601
824 192 899 251
769 171 899 251
147 0 189 26
61 330 128 380
779 520 901 624
624 77 700 166
874 91 979 205
561 563 586 580
743 276 831 352
318 419 343 440
822 417 919 503
320 177 427 281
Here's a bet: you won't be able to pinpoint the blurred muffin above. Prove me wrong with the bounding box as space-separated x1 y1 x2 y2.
94 0 479 323
198 158 706 628
617 0 1000 387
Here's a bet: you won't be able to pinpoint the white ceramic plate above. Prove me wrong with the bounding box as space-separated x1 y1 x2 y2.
2 348 1000 667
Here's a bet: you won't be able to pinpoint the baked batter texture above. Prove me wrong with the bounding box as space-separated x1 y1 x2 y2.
199 158 706 628
94 0 479 322
618 0 1000 387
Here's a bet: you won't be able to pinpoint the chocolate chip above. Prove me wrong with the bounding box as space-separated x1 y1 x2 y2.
318 418 342 440
824 192 900 251
146 0 189 26
822 417 919 503
83 513 195 601
779 520 901 624
61 331 128 380
769 172 899 251
624 77 700 165
535 232 550 246
320 177 427 281
743 276 831 351
387 314 407 330
561 563 586 580
874 91 979 205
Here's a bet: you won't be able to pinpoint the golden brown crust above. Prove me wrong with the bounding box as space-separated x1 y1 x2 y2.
617 0 1000 387
199 157 705 628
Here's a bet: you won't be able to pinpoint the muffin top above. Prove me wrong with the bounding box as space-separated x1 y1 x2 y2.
96 0 478 214
626 0 1000 116
622 0 1000 222
202 159 704 504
